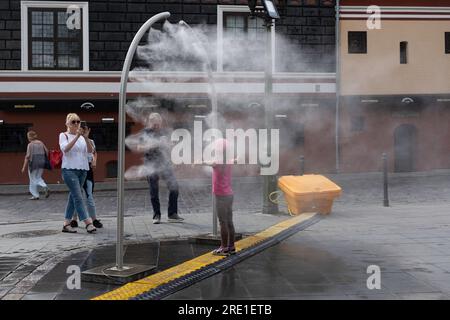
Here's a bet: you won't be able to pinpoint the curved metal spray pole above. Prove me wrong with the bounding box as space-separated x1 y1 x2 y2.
178 20 219 237
115 12 171 271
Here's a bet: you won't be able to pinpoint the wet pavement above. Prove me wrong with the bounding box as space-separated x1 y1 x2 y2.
21 241 217 300
168 203 450 300
2 170 450 299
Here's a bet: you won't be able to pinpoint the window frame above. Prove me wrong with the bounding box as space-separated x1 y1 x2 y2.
21 1 89 72
217 5 275 72
348 31 367 54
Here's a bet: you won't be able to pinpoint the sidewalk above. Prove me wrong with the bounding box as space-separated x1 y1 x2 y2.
0 176 285 300
1 170 450 299
0 212 287 300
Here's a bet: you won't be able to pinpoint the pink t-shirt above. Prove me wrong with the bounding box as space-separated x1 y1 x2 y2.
211 138 233 196
212 164 233 196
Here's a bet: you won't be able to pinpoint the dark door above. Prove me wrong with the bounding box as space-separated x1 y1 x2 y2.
394 124 417 172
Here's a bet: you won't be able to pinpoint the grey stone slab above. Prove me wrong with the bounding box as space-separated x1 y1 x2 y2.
1 293 24 300
396 292 449 300
22 292 58 300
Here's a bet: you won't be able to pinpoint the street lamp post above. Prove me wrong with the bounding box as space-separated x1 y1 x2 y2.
248 1 280 215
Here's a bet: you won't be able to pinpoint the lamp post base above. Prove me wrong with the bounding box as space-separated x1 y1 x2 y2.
263 175 279 215
82 264 157 285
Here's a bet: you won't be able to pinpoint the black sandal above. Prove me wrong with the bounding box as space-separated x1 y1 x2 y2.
62 224 77 233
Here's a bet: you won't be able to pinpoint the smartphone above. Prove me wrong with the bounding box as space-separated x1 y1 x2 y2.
80 121 87 129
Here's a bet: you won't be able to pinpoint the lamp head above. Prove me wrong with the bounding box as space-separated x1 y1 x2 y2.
262 0 280 19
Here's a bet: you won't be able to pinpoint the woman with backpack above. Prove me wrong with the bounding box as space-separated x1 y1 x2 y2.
21 130 50 200
59 113 97 234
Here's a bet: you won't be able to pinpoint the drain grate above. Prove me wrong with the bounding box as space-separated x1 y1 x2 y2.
1 230 60 239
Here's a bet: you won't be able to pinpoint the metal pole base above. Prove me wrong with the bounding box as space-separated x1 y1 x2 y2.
82 264 157 285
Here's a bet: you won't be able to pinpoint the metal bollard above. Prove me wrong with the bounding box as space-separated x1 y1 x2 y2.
300 155 305 176
382 153 389 207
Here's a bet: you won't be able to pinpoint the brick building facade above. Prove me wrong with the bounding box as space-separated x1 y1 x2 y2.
0 0 337 184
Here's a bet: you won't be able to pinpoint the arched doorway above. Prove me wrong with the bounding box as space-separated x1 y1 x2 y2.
394 124 417 172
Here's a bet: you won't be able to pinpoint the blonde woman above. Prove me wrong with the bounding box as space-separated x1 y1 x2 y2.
60 113 96 233
67 125 103 229
21 131 50 200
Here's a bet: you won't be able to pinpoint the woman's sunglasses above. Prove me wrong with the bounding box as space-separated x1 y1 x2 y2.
71 120 81 124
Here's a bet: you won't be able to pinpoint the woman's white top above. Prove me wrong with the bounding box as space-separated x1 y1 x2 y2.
59 132 89 170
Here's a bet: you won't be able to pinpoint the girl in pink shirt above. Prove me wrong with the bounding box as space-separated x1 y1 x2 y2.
208 138 235 256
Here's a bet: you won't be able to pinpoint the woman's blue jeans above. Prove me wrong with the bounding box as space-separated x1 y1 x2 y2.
62 169 89 221
67 178 96 220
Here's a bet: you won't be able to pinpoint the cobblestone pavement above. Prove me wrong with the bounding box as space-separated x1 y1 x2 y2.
3 171 450 224
1 171 450 299
0 179 266 224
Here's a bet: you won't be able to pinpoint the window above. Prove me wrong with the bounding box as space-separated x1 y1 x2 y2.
0 124 31 153
21 1 89 71
348 31 367 54
400 41 408 64
445 32 450 54
274 118 304 148
217 5 274 72
88 123 132 151
351 116 365 132
223 13 266 71
106 161 117 178
292 124 305 147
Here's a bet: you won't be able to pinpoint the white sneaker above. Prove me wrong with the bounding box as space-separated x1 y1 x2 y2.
152 217 161 224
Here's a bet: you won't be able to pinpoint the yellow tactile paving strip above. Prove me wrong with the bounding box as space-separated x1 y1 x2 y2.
92 212 317 300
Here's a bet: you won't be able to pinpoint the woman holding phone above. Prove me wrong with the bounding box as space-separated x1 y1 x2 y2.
68 122 103 229
59 113 97 233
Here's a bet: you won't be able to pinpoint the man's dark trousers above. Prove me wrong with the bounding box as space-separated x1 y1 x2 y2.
147 168 179 219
